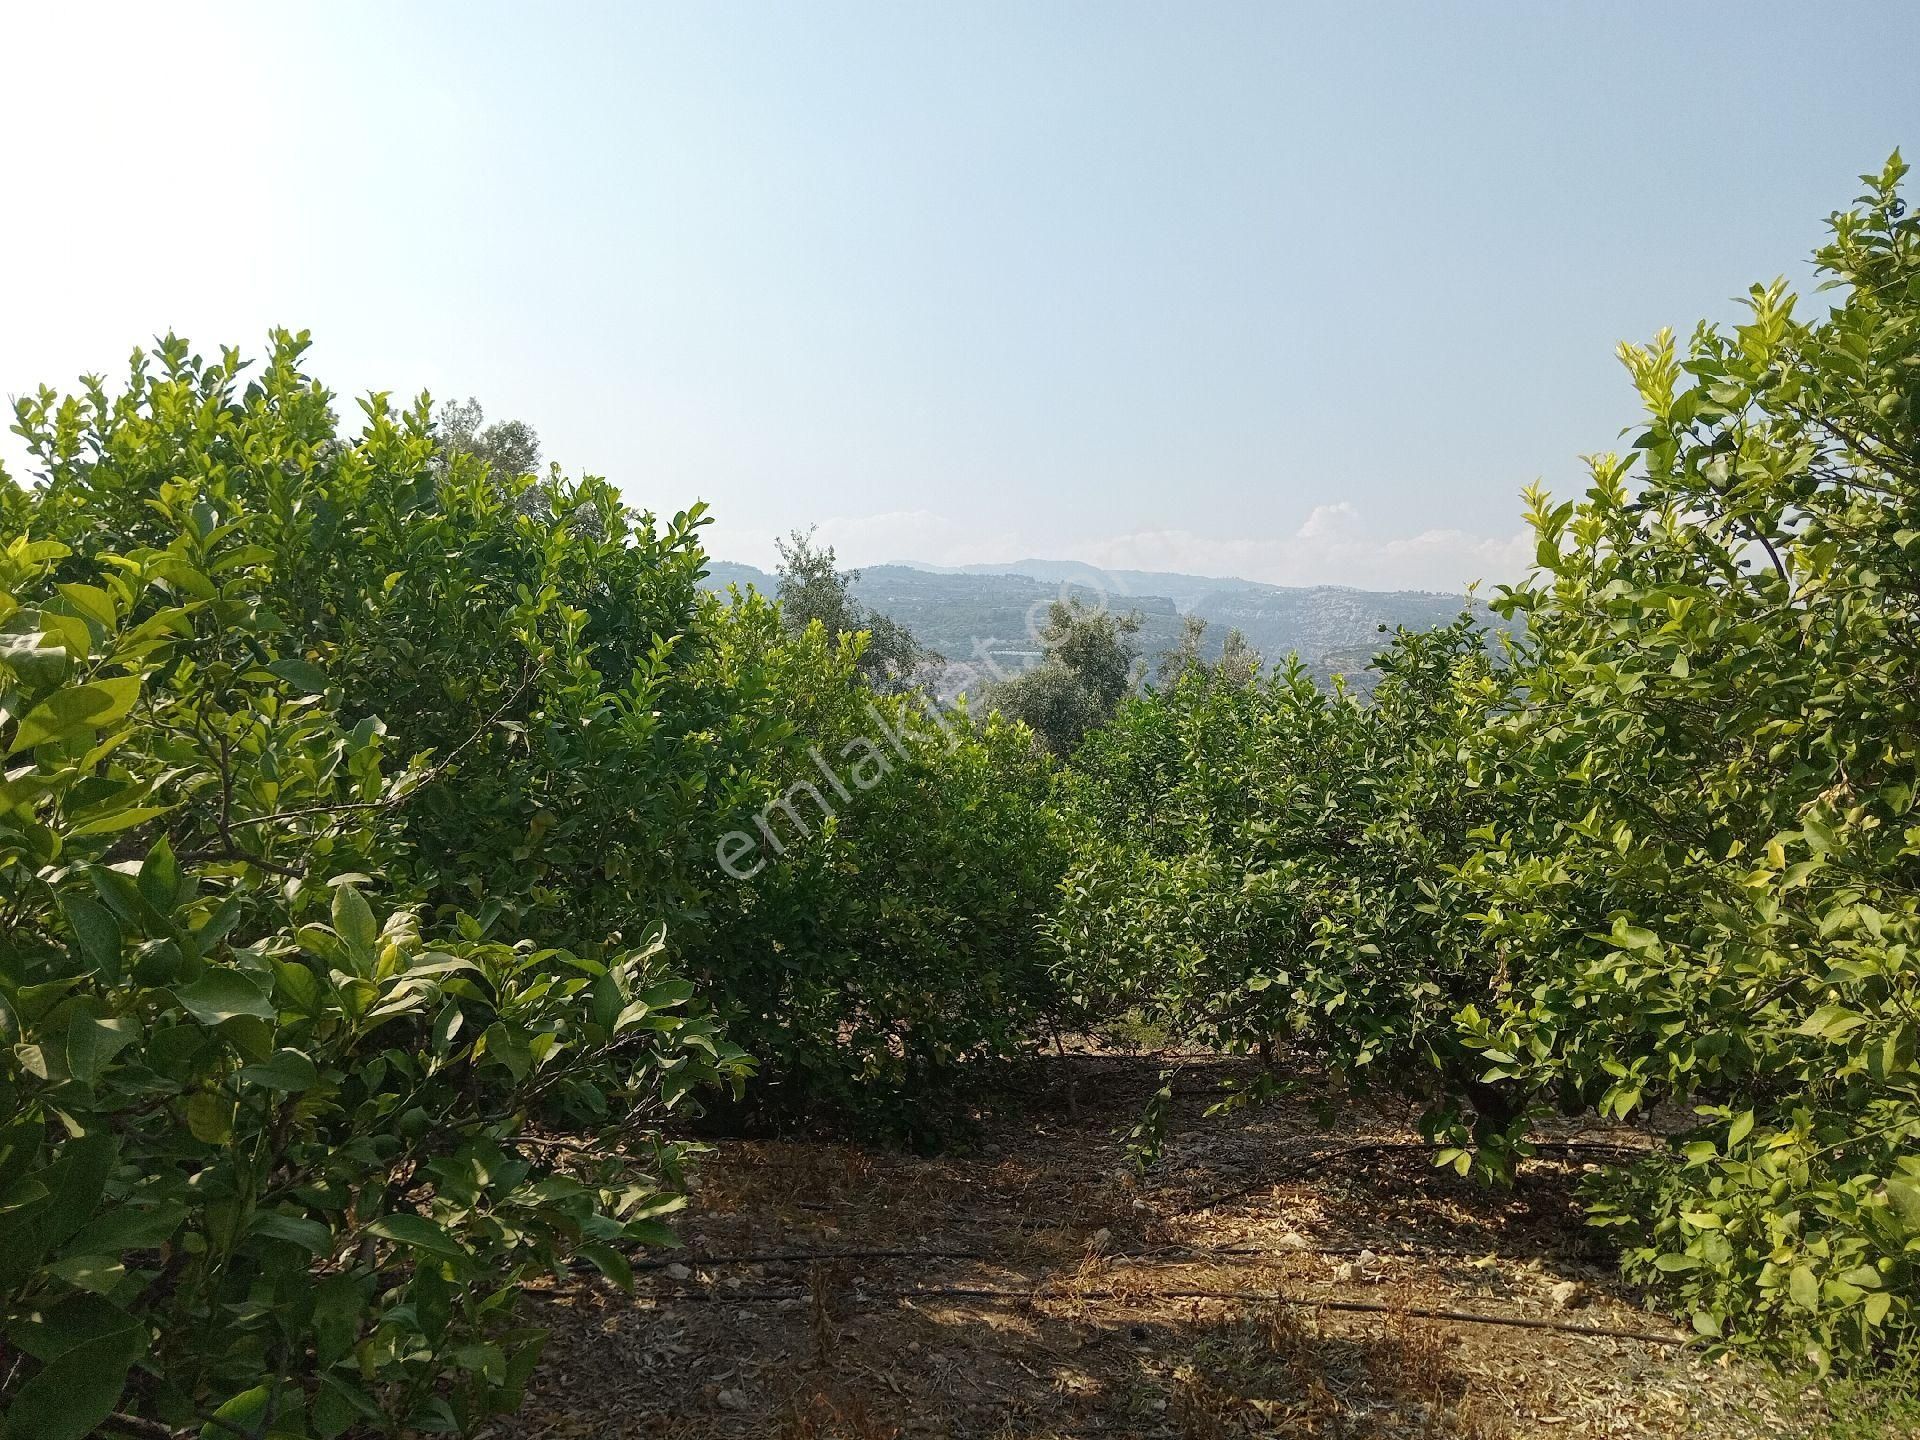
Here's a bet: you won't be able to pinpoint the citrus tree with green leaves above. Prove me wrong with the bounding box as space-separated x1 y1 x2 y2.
1050 618 1517 1157
1455 153 1920 1367
0 327 1074 1440
694 590 1071 1143
1052 154 1920 1368
0 514 746 1438
8 330 1073 1151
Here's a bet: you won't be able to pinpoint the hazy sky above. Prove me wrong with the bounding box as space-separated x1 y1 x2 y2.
3 3 1915 589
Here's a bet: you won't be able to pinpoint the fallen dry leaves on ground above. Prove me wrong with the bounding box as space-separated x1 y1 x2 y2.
481 1050 1831 1439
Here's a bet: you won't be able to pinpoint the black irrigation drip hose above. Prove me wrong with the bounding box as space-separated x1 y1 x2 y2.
624 1246 989 1272
627 1281 1686 1346
605 1238 1615 1273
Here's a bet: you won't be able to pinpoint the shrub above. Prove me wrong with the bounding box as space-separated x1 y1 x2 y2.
697 597 1070 1141
1454 154 1920 1366
10 333 742 961
7 331 1071 1164
0 513 745 1437
1051 622 1520 1157
1055 154 1920 1366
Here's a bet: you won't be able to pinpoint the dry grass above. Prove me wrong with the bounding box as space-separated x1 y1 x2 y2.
485 1049 1834 1440
780 1388 902 1440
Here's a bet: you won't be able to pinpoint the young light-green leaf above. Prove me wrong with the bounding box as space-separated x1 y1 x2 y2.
7 676 141 754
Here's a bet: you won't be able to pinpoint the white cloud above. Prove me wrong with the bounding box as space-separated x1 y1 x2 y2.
1294 502 1364 542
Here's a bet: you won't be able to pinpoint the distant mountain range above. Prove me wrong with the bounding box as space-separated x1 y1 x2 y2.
701 558 1507 692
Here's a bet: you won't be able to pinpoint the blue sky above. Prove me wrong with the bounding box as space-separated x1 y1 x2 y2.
3 3 1915 588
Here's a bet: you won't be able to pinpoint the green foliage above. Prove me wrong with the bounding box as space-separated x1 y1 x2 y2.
10 335 750 965
987 598 1143 755
0 331 1066 1432
773 527 941 694
695 593 1069 1141
14 146 1918 1419
1 313 1072 1265
1051 154 1920 1368
1453 152 1920 1368
0 509 744 1435
1052 620 1517 1152
0 336 1075 1436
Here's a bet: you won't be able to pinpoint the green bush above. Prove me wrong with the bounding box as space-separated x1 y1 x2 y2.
8 332 1074 1151
1051 622 1522 1154
0 330 1074 1440
1453 154 1920 1367
12 334 736 958
0 513 745 1436
1051 155 1920 1367
696 594 1070 1141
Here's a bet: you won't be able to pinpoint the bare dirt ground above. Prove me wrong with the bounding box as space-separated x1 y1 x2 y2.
486 1049 1836 1439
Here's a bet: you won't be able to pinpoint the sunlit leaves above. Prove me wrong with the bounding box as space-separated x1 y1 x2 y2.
1052 154 1920 1368
0 333 746 1437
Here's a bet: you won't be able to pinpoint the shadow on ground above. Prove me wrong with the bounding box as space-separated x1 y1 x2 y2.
487 1050 1808 1440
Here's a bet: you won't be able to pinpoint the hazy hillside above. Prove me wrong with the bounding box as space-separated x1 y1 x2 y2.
918 558 1266 611
701 558 1505 691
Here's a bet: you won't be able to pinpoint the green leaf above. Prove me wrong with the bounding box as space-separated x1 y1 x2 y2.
312 1273 371 1365
576 1241 633 1292
1789 1264 1820 1310
200 1384 272 1440
638 979 696 1010
54 583 117 629
174 969 276 1026
0 625 74 679
136 835 182 915
1797 1004 1866 1041
7 675 141 754
267 657 331 695
237 1048 318 1092
0 1303 144 1440
332 885 379 967
186 1092 234 1145
150 556 215 600
1885 1179 1920 1232
67 1201 186 1255
45 1254 126 1296
249 1210 334 1255
65 1013 138 1085
69 805 171 838
365 1212 470 1262
622 1218 681 1249
29 1133 117 1260
314 1373 382 1439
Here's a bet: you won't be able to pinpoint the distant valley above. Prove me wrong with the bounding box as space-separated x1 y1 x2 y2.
702 557 1509 692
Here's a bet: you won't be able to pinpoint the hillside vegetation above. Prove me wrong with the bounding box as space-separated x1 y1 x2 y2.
702 557 1503 691
1 155 1917 1437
